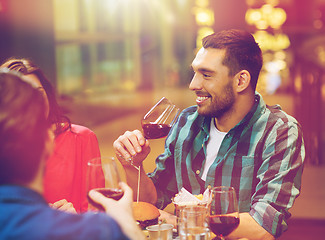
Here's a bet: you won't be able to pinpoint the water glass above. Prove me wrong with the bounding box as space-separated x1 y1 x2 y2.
178 206 210 240
146 224 174 240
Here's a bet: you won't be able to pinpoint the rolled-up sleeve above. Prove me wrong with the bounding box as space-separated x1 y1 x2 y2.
250 121 305 237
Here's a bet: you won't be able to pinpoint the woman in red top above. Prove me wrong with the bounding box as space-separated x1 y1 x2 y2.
1 58 103 213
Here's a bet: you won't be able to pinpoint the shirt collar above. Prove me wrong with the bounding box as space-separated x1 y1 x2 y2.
234 92 265 129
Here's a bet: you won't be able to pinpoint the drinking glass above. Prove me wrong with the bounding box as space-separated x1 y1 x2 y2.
141 97 180 139
87 156 123 211
178 205 210 240
146 224 174 240
208 187 240 240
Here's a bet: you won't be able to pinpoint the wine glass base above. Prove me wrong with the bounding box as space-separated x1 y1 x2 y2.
212 236 224 240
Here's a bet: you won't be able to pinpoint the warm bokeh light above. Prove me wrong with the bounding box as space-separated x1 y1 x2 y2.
193 0 214 49
246 2 291 96
196 27 214 49
253 31 290 51
245 4 287 30
193 8 214 26
316 46 325 66
195 0 209 7
294 72 302 94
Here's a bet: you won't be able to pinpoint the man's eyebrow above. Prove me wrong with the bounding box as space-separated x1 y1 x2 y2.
191 66 214 73
198 68 214 73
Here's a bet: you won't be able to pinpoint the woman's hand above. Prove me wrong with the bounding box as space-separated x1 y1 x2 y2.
49 199 77 214
89 182 145 240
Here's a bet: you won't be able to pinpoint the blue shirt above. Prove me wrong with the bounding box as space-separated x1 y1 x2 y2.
0 185 130 240
148 93 305 237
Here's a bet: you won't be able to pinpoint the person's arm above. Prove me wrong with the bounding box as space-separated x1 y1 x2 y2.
226 213 275 240
113 130 157 204
232 121 304 239
89 182 145 240
121 162 157 204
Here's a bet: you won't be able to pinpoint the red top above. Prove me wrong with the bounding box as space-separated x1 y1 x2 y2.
43 124 103 213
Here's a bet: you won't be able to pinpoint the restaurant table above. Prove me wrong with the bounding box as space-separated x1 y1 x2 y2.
142 228 215 239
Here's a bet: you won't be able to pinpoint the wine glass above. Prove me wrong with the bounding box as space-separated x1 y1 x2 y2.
86 156 123 211
128 97 180 203
141 97 180 139
126 96 179 168
208 186 240 240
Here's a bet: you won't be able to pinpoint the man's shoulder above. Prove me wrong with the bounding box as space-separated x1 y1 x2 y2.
265 104 300 126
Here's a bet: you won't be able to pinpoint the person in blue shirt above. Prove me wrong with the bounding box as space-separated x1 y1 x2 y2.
0 69 145 240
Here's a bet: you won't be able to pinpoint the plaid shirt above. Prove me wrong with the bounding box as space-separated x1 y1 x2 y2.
148 93 305 237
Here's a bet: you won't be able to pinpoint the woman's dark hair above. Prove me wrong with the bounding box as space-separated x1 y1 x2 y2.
0 69 50 184
1 58 71 136
202 29 263 91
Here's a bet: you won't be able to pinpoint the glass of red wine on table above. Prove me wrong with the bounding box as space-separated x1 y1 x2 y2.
87 157 123 211
208 186 240 240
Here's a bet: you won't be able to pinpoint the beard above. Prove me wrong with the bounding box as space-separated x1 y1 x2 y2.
197 80 235 118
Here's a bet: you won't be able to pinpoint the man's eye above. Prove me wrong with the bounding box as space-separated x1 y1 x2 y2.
203 73 211 78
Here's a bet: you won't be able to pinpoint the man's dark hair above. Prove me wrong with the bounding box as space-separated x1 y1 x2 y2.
202 29 263 91
0 69 50 184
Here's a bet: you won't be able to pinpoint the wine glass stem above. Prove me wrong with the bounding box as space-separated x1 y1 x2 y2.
125 155 140 170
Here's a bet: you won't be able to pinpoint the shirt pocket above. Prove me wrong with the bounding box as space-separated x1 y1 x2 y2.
233 155 256 206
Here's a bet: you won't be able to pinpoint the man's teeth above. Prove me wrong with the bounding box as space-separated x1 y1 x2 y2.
197 96 209 101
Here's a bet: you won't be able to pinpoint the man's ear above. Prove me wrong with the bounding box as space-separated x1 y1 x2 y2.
235 70 251 93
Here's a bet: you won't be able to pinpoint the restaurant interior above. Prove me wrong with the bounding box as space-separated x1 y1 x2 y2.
1 0 325 239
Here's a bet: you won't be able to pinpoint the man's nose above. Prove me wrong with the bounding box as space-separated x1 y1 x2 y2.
189 73 202 91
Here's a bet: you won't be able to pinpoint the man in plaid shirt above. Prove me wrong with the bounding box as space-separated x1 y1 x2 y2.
114 29 305 239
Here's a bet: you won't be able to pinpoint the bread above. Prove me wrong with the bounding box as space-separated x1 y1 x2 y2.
132 202 160 229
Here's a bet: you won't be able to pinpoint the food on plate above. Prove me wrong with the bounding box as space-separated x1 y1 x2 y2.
195 194 203 200
132 201 160 229
172 188 212 218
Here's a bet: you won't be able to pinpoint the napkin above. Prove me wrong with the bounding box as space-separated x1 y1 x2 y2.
172 187 211 206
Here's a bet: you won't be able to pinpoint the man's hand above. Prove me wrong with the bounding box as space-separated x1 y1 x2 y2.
89 182 145 240
113 130 151 167
158 209 177 227
49 199 77 214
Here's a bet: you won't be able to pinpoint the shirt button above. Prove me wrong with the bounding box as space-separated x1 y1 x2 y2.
196 170 200 175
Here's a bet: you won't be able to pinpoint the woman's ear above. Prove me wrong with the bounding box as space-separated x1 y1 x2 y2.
235 70 251 93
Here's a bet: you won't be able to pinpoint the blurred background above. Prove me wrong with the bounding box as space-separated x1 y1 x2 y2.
0 0 324 239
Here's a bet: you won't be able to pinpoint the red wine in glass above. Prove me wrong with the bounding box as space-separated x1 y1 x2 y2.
141 97 179 140
87 188 124 211
209 186 239 240
141 123 171 139
209 215 240 238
